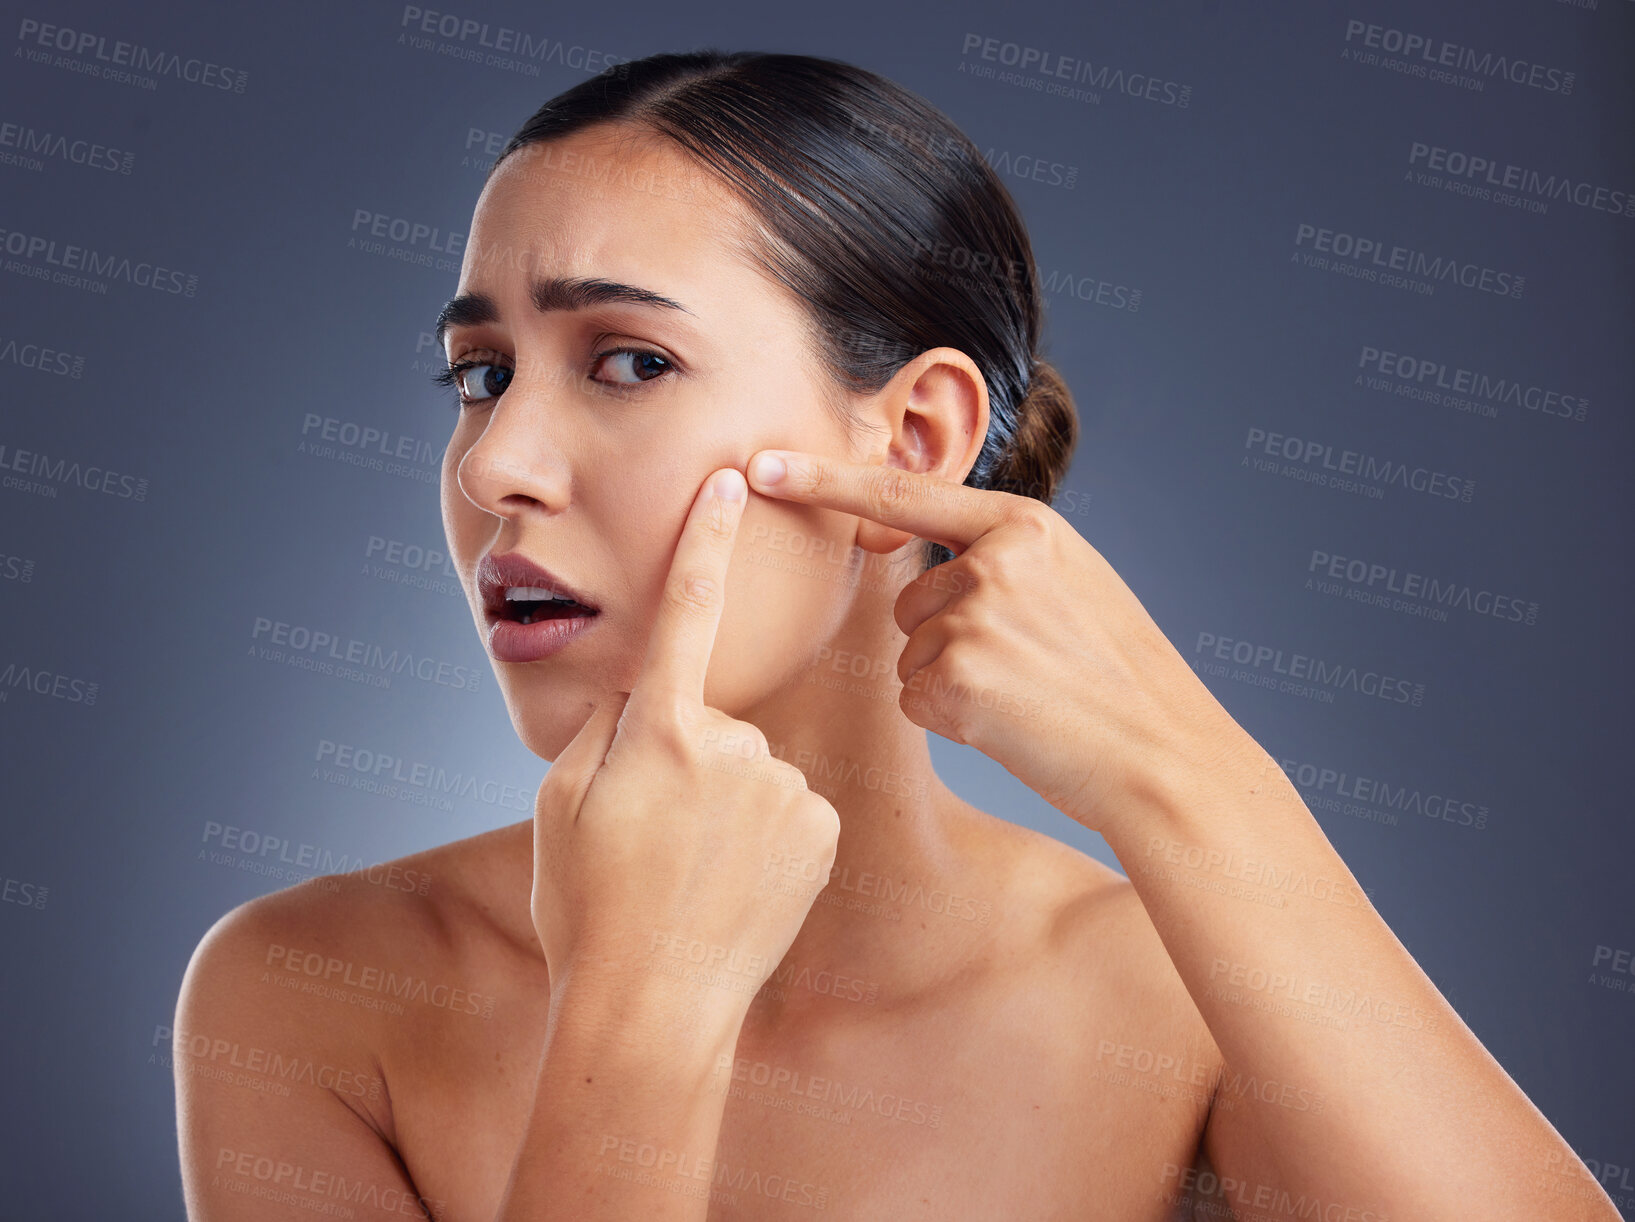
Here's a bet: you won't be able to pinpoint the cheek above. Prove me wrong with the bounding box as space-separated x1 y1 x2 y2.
736 495 854 577
699 497 860 710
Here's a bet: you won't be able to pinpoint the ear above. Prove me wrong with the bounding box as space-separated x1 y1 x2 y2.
854 348 990 556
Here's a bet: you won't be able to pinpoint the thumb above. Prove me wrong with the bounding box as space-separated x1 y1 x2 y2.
538 690 632 820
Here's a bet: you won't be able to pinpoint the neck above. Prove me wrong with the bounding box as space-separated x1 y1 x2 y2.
491 553 1018 1028
729 560 1012 1030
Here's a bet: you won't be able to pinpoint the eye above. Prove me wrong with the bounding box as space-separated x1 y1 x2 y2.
431 356 512 410
429 343 677 412
591 346 674 387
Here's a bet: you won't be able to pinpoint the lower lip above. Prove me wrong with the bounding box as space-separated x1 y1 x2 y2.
487 610 600 663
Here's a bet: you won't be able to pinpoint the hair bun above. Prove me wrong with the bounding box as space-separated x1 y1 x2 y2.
985 358 1079 505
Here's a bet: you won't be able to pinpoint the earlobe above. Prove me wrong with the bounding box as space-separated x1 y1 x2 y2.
854 413 927 555
855 516 920 556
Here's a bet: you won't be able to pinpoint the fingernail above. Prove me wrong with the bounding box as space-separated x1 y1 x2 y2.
713 468 746 502
750 452 787 486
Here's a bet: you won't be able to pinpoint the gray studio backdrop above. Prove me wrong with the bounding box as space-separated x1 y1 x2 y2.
2 0 1632 1215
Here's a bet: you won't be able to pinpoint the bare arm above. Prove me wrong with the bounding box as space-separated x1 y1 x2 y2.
175 900 438 1222
719 450 1622 1218
178 890 760 1222
179 469 832 1219
500 465 837 1215
1109 727 1620 1222
494 964 750 1221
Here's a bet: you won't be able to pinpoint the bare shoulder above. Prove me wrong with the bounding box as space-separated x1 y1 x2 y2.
181 817 530 985
173 821 546 1217
985 813 1220 1057
174 821 539 1135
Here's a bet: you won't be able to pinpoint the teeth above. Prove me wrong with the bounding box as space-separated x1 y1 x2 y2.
505 585 578 605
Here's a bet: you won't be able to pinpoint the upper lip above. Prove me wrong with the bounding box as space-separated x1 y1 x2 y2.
477 551 599 619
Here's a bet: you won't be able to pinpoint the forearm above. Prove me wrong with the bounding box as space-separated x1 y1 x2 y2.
1101 724 1619 1220
495 964 749 1222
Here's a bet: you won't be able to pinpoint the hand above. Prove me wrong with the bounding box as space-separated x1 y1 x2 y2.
530 467 841 1018
744 450 1245 838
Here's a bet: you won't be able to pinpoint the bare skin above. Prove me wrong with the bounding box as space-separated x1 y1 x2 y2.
172 114 1227 1205
175 120 1619 1222
175 800 1227 1221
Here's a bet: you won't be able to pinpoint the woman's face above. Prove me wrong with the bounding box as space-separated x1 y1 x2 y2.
439 123 884 761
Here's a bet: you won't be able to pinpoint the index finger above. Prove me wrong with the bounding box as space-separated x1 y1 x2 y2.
744 449 1013 556
632 466 747 711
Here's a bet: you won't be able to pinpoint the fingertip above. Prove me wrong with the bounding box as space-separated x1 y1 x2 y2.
748 451 788 489
713 466 746 503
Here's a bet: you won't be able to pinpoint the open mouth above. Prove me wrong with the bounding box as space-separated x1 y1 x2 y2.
477 551 601 625
502 586 598 625
477 552 602 662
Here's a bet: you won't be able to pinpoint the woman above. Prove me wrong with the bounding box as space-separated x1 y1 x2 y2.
173 50 1618 1221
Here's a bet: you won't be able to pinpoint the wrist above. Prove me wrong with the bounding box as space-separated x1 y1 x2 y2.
1098 718 1293 859
547 954 752 1062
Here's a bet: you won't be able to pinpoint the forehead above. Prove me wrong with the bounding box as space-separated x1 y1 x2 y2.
457 124 756 307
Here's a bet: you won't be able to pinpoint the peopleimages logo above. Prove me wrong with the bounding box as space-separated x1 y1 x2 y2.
0 119 134 174
0 660 99 704
1193 631 1427 707
1307 549 1540 627
1293 222 1523 299
1242 426 1476 504
0 441 149 500
1341 19 1576 94
14 17 249 92
249 618 481 692
395 5 627 79
1406 142 1634 219
0 225 199 295
959 33 1192 107
0 336 85 377
1275 758 1490 831
1356 345 1588 423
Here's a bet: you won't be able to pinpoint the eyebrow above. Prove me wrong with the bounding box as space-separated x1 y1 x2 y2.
433 275 695 350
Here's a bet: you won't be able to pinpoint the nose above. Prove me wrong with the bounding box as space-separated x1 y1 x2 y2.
456 394 570 518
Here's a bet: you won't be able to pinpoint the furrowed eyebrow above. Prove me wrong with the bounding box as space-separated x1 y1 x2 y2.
432 275 695 351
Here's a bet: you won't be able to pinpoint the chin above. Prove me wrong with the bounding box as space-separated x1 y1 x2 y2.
500 676 608 764
511 712 577 766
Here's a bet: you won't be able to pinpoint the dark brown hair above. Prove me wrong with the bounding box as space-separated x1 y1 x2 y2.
490 50 1078 569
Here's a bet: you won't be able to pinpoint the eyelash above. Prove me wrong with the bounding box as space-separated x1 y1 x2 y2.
430 345 676 410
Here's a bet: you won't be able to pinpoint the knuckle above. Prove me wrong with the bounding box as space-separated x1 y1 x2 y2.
939 635 978 678
892 583 923 633
1006 496 1053 537
537 764 570 801
942 555 982 593
632 697 695 754
801 459 834 501
654 725 698 769
698 494 738 541
802 794 842 845
712 719 770 760
758 759 806 793
871 471 919 522
664 571 719 618
960 545 1015 598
